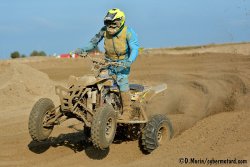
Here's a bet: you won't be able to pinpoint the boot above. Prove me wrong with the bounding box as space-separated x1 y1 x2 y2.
119 91 133 120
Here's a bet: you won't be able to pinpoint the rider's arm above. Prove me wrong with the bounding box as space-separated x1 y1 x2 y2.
83 26 106 52
127 27 139 63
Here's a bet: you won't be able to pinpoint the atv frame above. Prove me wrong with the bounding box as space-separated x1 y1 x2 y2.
28 53 173 153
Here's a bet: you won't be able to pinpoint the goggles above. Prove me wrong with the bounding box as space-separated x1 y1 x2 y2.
104 18 121 28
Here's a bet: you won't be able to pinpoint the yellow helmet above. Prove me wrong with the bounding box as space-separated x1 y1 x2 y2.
104 8 126 28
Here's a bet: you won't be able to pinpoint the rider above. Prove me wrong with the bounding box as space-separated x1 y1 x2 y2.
75 8 139 120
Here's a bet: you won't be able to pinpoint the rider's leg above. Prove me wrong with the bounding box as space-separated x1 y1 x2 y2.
117 74 133 120
120 91 132 119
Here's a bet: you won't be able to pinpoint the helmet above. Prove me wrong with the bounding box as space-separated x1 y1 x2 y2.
104 8 126 31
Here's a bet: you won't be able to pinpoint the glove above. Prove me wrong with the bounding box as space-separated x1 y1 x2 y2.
75 48 85 55
122 61 132 68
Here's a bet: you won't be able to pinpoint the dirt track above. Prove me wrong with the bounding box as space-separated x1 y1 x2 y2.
0 44 250 167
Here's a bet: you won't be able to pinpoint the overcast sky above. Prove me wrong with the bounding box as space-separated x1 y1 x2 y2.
0 0 250 59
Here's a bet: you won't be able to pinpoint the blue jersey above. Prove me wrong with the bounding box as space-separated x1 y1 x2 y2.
83 26 139 63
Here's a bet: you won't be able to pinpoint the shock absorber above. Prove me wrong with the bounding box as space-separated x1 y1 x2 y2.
87 89 92 111
91 90 97 106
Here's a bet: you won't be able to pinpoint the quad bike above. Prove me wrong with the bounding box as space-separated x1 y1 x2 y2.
28 53 173 153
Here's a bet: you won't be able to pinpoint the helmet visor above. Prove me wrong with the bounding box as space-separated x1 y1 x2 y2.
104 12 116 21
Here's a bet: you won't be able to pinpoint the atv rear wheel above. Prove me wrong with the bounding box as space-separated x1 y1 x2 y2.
141 114 173 153
91 105 117 150
28 98 55 141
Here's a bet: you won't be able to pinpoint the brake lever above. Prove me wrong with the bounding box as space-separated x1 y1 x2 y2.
78 52 88 58
69 51 88 58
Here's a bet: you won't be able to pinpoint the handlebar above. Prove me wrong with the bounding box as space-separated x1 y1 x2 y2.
77 52 126 68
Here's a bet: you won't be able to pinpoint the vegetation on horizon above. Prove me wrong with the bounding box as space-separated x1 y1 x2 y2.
10 50 47 59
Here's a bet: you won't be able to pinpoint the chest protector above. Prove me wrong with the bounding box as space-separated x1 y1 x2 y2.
104 26 128 60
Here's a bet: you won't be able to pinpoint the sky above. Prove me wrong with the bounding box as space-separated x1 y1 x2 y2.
0 0 250 59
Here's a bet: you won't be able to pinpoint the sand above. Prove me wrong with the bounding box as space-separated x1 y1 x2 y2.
0 43 249 167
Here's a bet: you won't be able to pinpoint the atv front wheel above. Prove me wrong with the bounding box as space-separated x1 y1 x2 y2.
91 105 117 150
28 98 55 141
141 114 173 153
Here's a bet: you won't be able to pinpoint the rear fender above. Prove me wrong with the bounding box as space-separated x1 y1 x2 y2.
139 84 167 102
